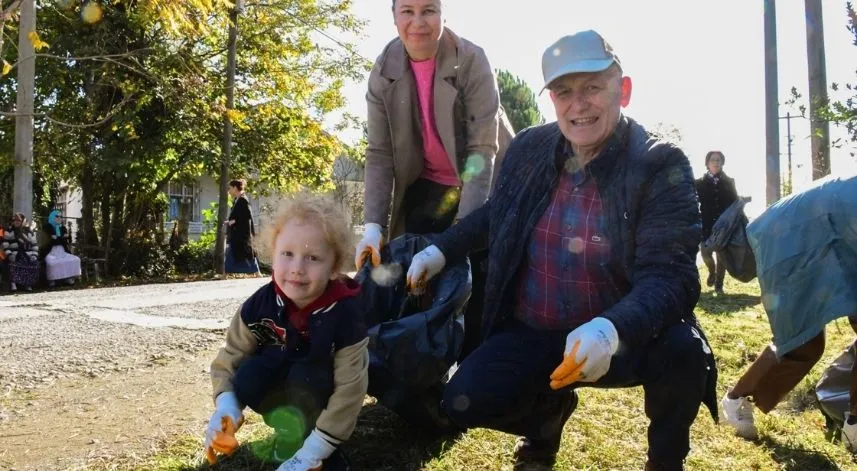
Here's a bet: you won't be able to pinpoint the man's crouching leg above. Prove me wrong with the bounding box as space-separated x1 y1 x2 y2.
441 326 574 467
642 323 709 471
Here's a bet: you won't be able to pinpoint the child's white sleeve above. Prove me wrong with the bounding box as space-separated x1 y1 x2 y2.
313 336 369 445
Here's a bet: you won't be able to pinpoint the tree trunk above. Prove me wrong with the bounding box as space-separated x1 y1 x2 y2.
12 0 35 218
214 4 241 274
80 156 99 251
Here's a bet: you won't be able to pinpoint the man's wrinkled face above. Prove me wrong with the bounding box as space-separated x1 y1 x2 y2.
548 66 631 156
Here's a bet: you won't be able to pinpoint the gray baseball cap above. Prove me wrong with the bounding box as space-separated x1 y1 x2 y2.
541 30 621 90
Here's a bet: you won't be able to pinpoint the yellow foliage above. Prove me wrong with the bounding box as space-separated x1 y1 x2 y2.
1 60 11 76
27 31 49 51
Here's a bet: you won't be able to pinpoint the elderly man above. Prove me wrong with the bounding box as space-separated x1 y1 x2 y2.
406 30 717 470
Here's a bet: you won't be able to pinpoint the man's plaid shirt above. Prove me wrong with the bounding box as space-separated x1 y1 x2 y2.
514 148 614 330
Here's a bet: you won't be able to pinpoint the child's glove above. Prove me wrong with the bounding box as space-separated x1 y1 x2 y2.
405 245 446 292
549 317 619 390
204 392 244 465
276 430 335 471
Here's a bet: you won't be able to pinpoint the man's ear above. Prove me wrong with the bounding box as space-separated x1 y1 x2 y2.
619 76 632 108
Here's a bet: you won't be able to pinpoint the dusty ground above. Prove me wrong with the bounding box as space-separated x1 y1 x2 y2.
0 278 268 471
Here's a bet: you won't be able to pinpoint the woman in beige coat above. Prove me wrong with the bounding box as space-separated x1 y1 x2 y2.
355 0 513 268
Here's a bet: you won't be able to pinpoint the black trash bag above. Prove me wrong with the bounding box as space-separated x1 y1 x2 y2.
356 233 471 431
702 198 757 282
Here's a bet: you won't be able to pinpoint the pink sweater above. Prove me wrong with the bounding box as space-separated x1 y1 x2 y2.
410 58 460 186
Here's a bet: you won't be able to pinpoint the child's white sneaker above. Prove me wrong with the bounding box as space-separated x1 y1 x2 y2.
843 413 857 452
720 393 758 439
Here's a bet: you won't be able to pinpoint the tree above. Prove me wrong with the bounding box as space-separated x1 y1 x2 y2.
788 3 857 161
496 69 543 133
0 0 370 276
649 122 684 146
822 2 857 159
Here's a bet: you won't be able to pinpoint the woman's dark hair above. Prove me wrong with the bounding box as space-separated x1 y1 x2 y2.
704 151 725 165
228 179 246 191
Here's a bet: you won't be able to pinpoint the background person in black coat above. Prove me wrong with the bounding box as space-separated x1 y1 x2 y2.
225 179 260 274
694 151 738 294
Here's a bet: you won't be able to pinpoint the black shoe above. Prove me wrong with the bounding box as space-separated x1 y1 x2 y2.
706 273 715 287
513 435 560 468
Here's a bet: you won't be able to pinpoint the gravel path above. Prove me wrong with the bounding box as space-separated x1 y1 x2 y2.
0 278 271 470
0 278 266 394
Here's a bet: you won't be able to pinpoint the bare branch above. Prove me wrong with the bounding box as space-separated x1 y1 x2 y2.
0 95 133 128
2 0 22 21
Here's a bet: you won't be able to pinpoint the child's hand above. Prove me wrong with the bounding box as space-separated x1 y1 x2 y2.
276 430 334 471
276 455 321 471
203 392 244 464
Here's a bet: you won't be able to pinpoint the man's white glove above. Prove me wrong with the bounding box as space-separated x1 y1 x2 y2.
276 429 336 471
405 245 446 292
355 223 383 269
549 317 619 389
203 392 244 463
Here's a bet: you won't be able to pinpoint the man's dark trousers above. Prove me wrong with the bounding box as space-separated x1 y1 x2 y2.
442 318 709 470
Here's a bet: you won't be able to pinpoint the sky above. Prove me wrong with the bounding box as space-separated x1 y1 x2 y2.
330 0 857 217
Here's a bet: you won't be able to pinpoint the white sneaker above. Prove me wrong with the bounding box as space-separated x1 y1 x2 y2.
843 413 857 452
720 393 758 439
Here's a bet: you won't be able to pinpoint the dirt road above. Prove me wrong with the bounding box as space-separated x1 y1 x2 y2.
0 278 269 471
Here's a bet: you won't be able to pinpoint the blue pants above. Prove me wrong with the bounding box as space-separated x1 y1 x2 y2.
233 349 333 437
442 319 709 470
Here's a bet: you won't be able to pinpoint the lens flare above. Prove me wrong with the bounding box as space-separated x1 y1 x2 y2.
81 2 104 24
371 263 403 287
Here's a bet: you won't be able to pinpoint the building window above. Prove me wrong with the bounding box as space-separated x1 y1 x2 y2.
166 181 200 222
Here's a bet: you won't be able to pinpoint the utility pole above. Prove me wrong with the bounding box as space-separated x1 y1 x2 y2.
805 0 830 180
12 0 35 218
779 112 800 195
214 0 243 274
764 0 781 205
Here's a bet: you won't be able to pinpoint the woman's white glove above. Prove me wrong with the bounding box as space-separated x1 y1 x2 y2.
276 429 335 471
355 223 383 269
549 317 619 389
405 245 446 291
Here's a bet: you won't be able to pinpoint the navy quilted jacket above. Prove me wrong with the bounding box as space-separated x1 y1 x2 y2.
434 117 703 348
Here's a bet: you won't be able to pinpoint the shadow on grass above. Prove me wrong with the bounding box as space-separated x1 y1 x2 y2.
759 435 845 471
697 291 761 315
344 402 462 470
190 402 460 471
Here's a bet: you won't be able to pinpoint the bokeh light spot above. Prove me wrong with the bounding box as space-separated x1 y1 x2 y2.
81 2 104 24
371 263 403 287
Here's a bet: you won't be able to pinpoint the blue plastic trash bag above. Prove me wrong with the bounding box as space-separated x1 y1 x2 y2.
702 198 756 282
746 173 857 357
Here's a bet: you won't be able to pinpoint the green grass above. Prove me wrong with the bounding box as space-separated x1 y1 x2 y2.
91 267 857 470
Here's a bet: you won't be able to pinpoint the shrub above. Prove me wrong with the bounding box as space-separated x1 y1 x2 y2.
174 239 214 274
